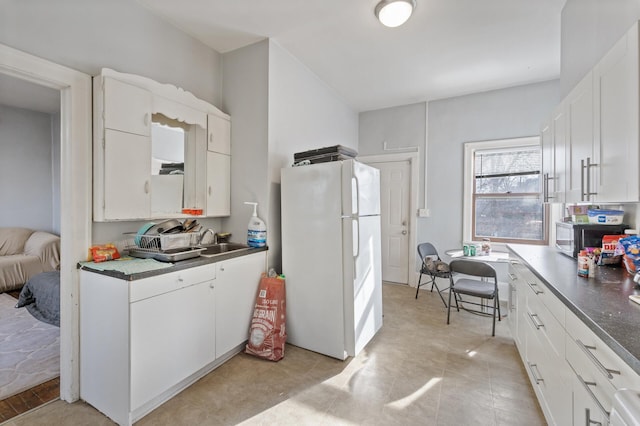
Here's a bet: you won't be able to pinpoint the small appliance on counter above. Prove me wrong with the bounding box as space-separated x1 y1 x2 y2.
556 221 629 258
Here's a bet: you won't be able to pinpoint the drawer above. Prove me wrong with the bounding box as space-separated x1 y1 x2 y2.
566 309 640 392
566 331 616 415
130 264 216 302
526 293 565 360
521 268 565 327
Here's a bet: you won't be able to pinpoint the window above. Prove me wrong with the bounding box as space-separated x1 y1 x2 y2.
464 137 547 245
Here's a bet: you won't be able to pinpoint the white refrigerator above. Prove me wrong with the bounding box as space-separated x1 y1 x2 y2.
281 159 383 360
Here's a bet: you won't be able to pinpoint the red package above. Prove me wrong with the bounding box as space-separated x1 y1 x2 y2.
245 273 287 361
90 244 121 263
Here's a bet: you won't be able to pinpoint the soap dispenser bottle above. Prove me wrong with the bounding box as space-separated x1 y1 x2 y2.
244 202 266 247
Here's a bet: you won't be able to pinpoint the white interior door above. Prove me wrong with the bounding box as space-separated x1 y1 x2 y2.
377 161 410 284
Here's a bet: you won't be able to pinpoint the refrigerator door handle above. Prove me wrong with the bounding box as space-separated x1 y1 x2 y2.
352 218 359 279
352 176 360 216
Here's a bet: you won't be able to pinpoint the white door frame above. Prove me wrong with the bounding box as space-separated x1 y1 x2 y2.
358 152 419 286
0 44 92 402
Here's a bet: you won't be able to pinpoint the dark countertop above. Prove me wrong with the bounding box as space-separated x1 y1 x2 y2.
507 243 640 375
79 246 268 281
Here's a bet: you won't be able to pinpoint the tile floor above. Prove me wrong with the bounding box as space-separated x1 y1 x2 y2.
6 283 545 425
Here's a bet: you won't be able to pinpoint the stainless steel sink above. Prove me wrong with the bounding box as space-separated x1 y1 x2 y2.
198 242 252 257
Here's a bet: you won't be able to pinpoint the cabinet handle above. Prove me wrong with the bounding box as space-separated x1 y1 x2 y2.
144 180 149 194
208 186 212 196
527 281 543 295
581 158 586 201
220 266 225 272
527 312 544 329
577 374 610 421
576 340 621 379
177 277 184 283
527 362 544 384
582 157 598 200
543 173 555 202
209 133 213 143
585 408 602 426
508 273 517 281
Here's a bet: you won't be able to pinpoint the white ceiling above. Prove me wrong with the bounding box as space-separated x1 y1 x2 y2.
137 0 566 112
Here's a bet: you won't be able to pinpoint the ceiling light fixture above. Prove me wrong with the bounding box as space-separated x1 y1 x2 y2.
375 0 416 28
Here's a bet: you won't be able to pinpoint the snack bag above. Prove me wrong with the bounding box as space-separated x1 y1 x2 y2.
89 244 121 263
245 273 287 361
617 236 640 273
597 235 626 266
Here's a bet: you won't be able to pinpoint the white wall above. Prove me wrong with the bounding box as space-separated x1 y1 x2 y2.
425 80 560 255
359 102 426 206
1 0 225 245
221 40 270 256
0 104 57 232
561 0 640 97
267 40 358 271
0 0 222 106
222 40 358 271
358 80 560 275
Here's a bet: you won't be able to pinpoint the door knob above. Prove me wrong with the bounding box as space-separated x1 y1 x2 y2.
402 230 407 235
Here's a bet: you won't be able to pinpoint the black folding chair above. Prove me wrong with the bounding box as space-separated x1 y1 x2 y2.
447 259 501 336
416 242 450 307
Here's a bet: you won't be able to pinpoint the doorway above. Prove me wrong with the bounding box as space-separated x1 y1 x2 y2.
359 152 418 285
0 43 92 402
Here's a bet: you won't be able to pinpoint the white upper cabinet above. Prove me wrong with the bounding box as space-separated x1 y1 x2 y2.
551 104 567 203
103 78 152 136
206 112 231 217
207 113 231 155
593 21 640 202
93 68 231 221
206 152 231 217
565 71 594 203
542 21 640 204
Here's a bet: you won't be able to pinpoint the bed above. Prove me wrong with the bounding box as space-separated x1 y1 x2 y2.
15 271 60 327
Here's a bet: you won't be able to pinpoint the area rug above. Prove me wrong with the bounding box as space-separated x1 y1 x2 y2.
0 293 59 399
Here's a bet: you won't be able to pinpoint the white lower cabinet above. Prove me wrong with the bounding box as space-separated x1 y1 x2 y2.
214 254 265 359
566 308 640 425
520 268 571 426
511 253 640 426
130 279 215 410
80 251 266 426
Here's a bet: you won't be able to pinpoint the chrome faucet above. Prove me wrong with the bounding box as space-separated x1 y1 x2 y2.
199 228 217 245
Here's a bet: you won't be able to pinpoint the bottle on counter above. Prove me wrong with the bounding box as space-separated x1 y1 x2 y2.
578 250 589 277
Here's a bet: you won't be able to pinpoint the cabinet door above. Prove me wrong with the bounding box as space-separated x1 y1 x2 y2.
565 71 594 203
551 104 566 203
130 280 215 410
104 129 151 220
541 119 555 203
215 252 266 359
103 77 152 136
207 113 231 155
206 151 231 217
593 22 640 202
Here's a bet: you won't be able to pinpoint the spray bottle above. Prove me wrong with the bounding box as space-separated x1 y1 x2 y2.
244 202 266 247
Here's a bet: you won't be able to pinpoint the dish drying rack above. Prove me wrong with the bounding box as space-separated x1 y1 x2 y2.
123 232 203 262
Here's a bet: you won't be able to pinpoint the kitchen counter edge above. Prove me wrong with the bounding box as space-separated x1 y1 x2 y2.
78 246 268 281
